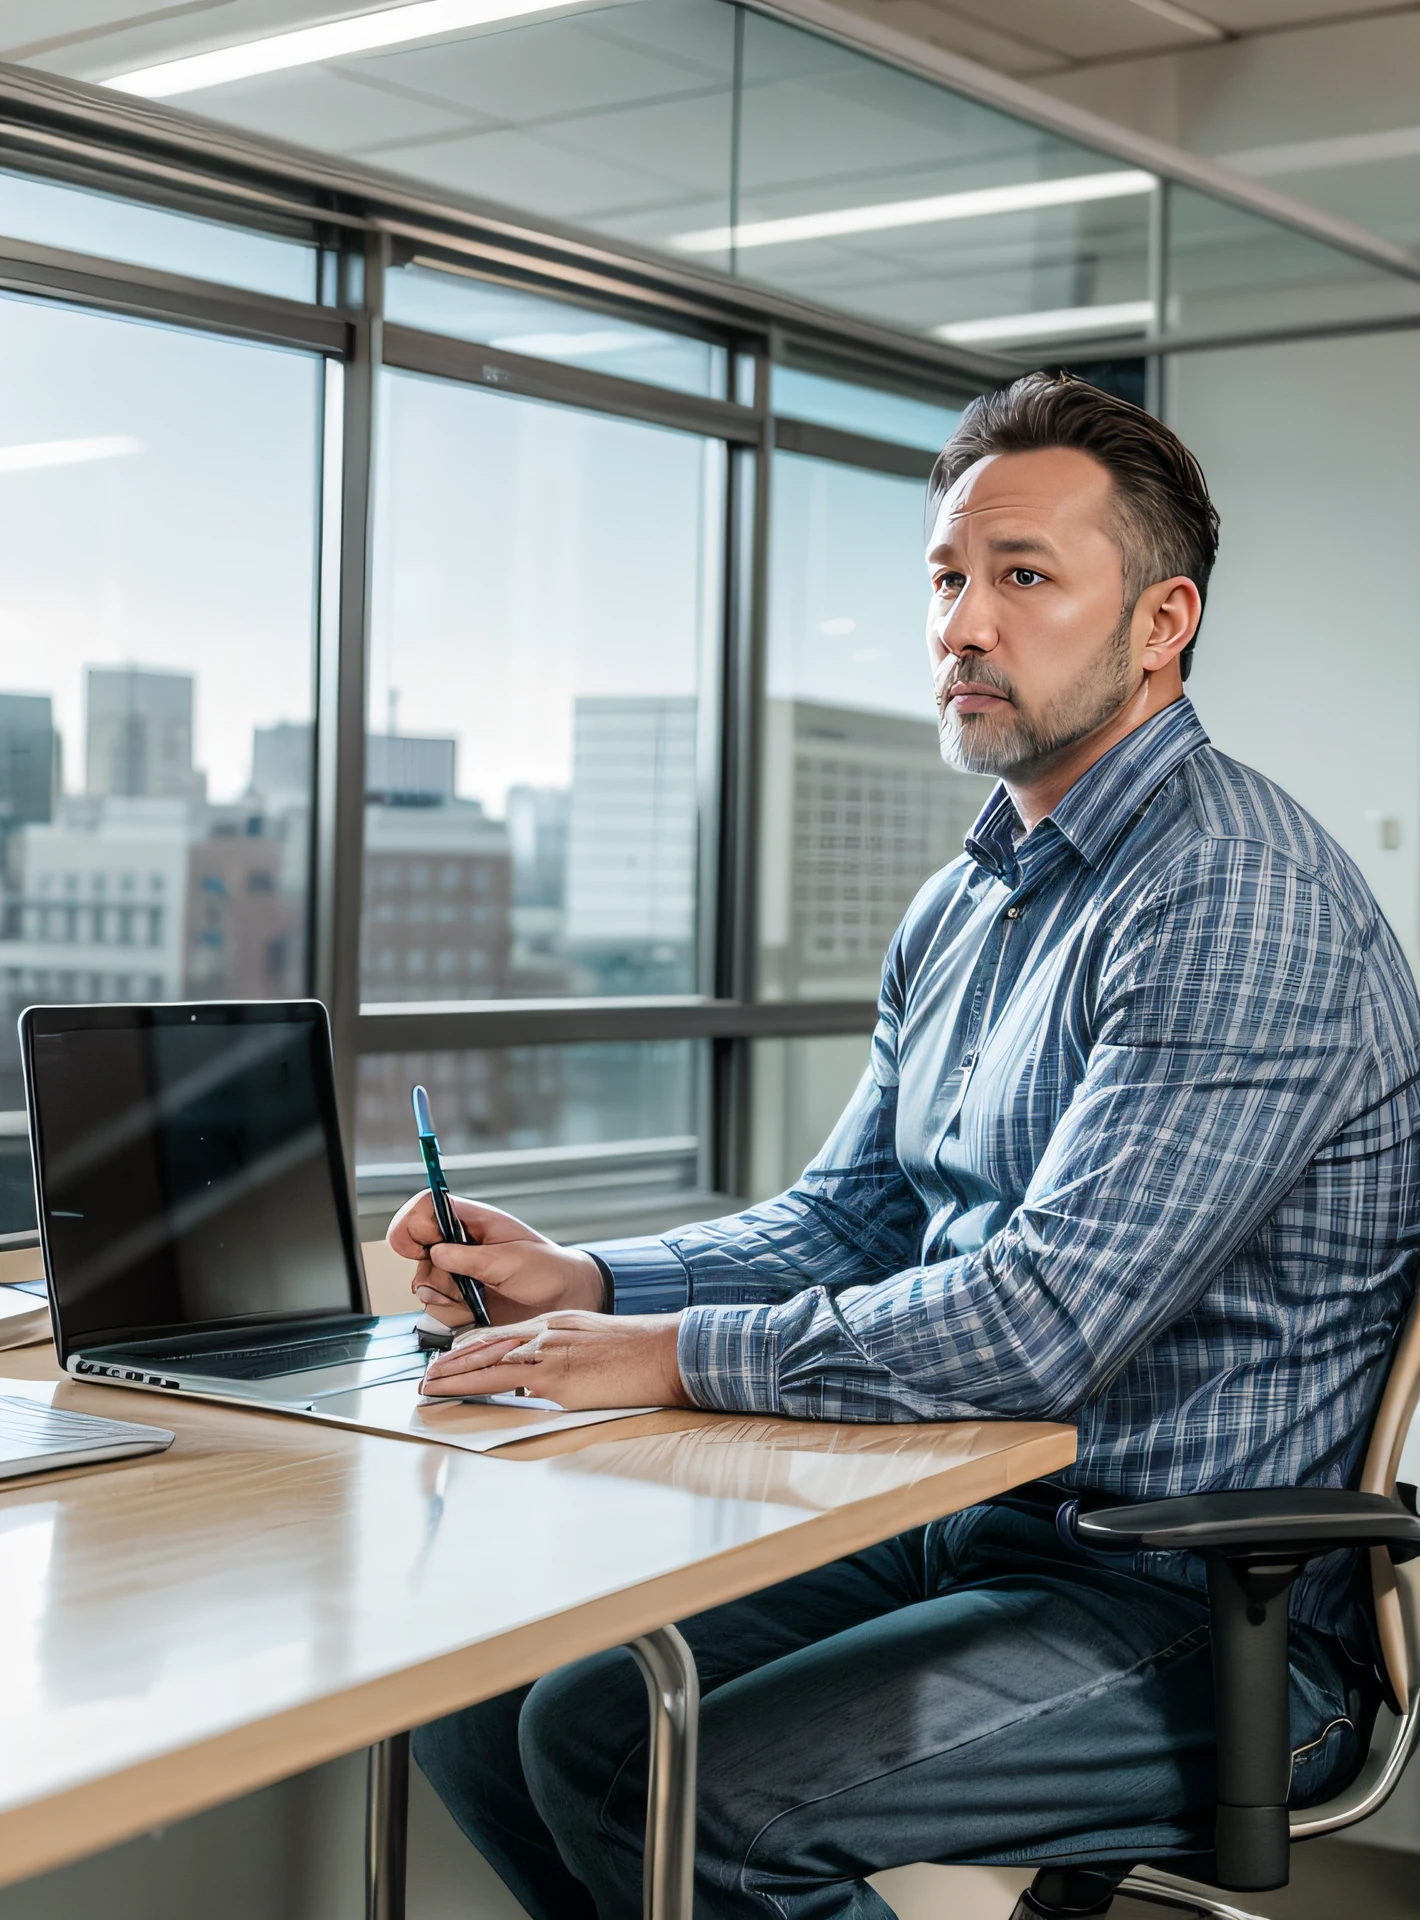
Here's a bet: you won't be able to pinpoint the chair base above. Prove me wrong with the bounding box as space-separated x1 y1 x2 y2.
1117 1866 1271 1919
1009 1868 1120 1916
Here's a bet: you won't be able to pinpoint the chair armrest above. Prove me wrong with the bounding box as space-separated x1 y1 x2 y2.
1068 1488 1420 1894
1074 1488 1420 1558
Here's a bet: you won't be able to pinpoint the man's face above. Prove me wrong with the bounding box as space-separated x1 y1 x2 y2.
925 446 1141 781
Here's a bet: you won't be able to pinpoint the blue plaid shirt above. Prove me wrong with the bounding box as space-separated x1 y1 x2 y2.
590 700 1420 1531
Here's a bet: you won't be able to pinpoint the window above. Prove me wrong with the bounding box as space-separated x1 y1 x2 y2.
0 168 315 301
354 1041 706 1231
363 370 723 1025
0 297 323 1231
759 451 992 1002
772 368 961 451
748 1035 873 1202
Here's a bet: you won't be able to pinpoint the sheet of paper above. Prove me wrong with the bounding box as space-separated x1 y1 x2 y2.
275 1375 659 1453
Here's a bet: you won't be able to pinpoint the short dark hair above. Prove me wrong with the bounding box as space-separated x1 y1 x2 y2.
927 372 1220 679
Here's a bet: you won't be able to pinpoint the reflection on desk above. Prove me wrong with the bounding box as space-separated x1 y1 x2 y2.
0 1354 1074 1891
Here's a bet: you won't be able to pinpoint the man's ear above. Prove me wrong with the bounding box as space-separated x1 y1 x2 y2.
1137 576 1201 675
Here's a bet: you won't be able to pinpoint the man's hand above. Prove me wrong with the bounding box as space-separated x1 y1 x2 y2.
386 1194 606 1331
420 1310 692 1409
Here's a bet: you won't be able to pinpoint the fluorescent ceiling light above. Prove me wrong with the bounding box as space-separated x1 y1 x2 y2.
0 436 142 472
936 301 1155 346
672 170 1156 255
105 0 595 98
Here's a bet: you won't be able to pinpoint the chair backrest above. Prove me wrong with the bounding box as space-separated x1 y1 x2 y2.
1360 1286 1420 1704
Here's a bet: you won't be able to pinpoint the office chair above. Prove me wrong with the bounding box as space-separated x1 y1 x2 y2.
1008 1290 1420 1920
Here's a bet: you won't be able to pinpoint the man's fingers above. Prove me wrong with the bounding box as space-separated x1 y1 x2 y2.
387 1190 440 1260
428 1241 499 1281
420 1357 559 1401
424 1329 529 1376
446 1197 545 1245
411 1258 462 1300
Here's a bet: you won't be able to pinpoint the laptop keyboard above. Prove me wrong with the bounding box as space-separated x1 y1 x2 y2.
141 1335 384 1379
0 1394 171 1456
131 1327 419 1380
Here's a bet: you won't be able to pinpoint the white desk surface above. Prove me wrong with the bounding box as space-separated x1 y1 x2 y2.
0 1344 1074 1889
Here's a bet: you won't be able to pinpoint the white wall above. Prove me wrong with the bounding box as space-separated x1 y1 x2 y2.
1169 329 1420 977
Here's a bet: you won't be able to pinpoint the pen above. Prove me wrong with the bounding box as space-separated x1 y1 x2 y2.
412 1085 492 1329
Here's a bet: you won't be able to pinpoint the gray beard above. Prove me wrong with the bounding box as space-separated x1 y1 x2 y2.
937 611 1135 781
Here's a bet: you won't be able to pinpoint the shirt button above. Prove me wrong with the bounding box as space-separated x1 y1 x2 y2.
1005 906 1021 919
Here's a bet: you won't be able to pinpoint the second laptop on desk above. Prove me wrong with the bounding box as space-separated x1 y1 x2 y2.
20 1000 428 1409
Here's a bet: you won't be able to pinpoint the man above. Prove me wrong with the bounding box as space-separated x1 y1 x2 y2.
391 372 1420 1919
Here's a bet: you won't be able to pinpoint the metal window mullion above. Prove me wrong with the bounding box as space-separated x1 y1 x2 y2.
709 335 774 1198
353 1000 877 1050
1145 179 1170 421
0 238 348 353
316 235 386 1181
771 415 936 480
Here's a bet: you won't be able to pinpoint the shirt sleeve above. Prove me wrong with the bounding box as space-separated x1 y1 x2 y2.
581 936 928 1317
675 837 1377 1421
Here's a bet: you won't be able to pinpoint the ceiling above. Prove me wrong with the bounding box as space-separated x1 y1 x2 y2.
787 0 1420 79
6 0 1418 81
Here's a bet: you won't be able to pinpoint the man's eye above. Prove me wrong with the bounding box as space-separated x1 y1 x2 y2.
1010 568 1045 587
933 572 964 595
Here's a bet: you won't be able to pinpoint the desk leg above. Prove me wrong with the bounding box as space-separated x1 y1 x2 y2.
366 1732 410 1920
629 1625 699 1920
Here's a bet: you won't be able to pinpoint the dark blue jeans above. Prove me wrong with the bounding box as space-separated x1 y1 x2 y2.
415 1487 1374 1919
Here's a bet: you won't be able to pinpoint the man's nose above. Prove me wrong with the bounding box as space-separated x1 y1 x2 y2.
938 580 998 657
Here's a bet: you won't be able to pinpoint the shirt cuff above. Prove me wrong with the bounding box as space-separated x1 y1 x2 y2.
676 1303 782 1414
577 1237 689 1316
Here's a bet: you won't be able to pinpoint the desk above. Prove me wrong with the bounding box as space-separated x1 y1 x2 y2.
0 1347 1074 1914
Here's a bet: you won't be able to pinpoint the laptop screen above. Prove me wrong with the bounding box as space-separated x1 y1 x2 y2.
23 1002 364 1356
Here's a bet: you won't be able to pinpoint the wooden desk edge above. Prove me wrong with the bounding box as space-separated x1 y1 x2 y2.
0 1424 1074 1887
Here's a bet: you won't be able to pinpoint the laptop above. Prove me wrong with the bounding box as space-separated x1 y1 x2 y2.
20 1000 428 1409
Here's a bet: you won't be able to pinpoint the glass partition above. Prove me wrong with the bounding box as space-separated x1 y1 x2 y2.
724 10 1153 344
137 0 738 259
1165 187 1420 338
113 0 1420 353
365 368 722 1008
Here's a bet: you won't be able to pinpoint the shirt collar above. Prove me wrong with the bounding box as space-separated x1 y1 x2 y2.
964 697 1210 883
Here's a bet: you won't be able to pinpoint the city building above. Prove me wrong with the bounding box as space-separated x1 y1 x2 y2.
506 784 572 994
356 794 520 1160
361 798 512 1003
564 696 698 994
249 721 313 806
0 794 193 1009
185 815 305 1000
0 692 59 876
365 732 457 806
758 699 993 1001
85 665 205 803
